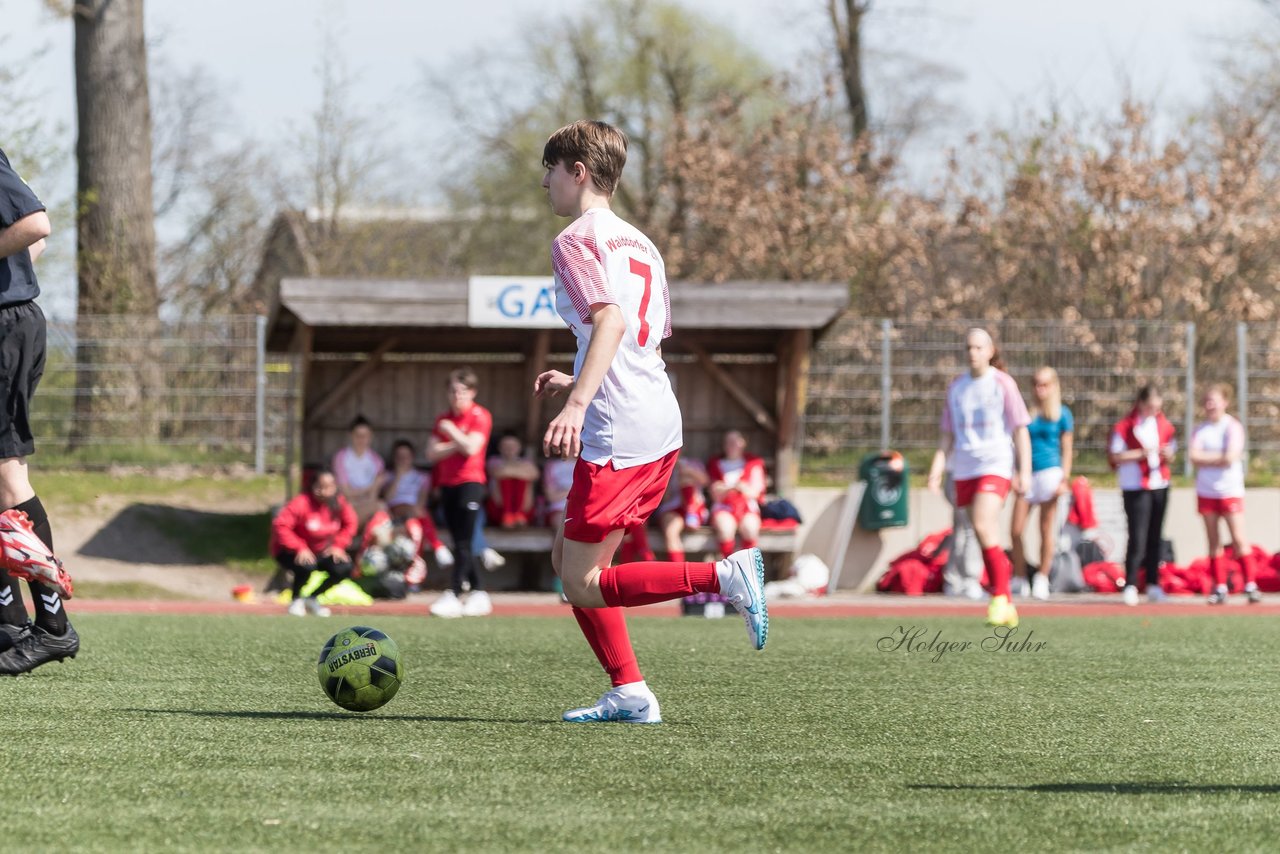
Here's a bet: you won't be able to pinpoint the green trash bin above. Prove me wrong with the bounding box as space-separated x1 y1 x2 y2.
857 451 909 530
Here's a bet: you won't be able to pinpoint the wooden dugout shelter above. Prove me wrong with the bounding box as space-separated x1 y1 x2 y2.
265 277 848 495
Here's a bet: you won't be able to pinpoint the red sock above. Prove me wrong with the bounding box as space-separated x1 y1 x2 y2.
668 549 685 562
982 546 1011 599
599 561 719 607
718 540 735 559
1242 551 1258 586
572 606 642 687
1212 554 1227 587
742 538 758 551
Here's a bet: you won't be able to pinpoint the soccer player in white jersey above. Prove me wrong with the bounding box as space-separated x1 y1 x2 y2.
535 120 767 724
1190 384 1260 605
927 328 1031 628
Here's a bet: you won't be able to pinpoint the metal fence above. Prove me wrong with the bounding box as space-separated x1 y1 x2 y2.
26 313 1280 480
35 315 297 471
1241 321 1280 458
802 318 1279 479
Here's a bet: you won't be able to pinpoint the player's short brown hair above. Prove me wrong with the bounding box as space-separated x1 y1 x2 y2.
448 367 478 390
542 120 628 197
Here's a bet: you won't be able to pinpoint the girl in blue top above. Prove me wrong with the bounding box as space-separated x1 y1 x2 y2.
1011 367 1073 600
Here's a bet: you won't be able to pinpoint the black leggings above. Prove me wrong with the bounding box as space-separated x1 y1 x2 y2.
278 551 354 599
441 482 486 594
1122 488 1168 589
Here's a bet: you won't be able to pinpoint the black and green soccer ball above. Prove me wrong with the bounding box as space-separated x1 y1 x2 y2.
317 626 403 712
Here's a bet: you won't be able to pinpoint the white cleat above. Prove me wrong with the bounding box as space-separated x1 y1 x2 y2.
716 548 769 650
1031 572 1050 601
303 597 331 617
462 590 493 616
563 681 662 724
430 590 464 618
287 598 307 617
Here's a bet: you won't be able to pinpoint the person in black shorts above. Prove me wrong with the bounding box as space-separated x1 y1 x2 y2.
0 147 78 674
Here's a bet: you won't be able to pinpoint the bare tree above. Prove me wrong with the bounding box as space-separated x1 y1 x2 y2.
73 0 158 315
72 0 160 443
425 0 776 275
289 20 402 254
827 0 872 150
150 61 275 315
821 1 963 174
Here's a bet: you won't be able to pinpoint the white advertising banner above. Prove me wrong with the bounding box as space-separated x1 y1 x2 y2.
467 276 561 328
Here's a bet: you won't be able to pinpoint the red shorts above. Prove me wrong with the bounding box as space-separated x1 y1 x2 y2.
1198 495 1244 516
954 475 1011 508
711 491 759 523
563 450 680 543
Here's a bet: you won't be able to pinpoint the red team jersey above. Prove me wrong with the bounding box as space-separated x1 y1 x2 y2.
432 404 493 487
551 208 682 468
271 493 358 555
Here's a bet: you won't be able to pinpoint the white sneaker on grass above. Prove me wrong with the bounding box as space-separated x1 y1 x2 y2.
462 590 492 616
430 590 464 618
287 598 307 617
563 681 662 724
482 548 506 570
1122 585 1139 607
303 597 331 617
716 548 768 650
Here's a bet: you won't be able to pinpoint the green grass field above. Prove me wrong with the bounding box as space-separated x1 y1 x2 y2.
7 612 1280 852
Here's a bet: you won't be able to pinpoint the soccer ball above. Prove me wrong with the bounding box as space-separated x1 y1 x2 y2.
317 626 403 712
360 546 389 576
385 535 417 571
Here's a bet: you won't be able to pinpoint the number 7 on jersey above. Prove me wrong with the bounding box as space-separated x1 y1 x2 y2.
629 257 653 347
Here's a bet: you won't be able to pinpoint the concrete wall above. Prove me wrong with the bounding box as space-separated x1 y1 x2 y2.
790 486 1280 591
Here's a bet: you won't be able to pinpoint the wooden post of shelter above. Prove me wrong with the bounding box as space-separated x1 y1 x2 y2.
774 328 811 498
524 330 551 449
286 322 313 500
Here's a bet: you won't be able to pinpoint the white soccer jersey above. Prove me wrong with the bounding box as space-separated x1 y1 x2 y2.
332 447 385 491
940 369 1031 481
1193 416 1245 499
551 208 682 469
384 468 429 508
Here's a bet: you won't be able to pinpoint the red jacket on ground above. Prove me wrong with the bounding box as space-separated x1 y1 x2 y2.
272 493 358 555
1066 476 1098 529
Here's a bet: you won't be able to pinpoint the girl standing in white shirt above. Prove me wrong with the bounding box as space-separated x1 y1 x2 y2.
1189 385 1259 604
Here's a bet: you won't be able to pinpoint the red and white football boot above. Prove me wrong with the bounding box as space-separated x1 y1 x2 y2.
0 510 73 599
